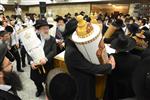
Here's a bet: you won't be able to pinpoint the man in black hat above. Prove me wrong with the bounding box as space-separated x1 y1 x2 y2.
55 16 66 54
80 11 85 16
127 23 140 36
0 29 23 72
4 25 24 72
0 42 23 100
138 18 149 31
104 18 126 44
64 18 116 100
103 34 141 100
29 19 56 97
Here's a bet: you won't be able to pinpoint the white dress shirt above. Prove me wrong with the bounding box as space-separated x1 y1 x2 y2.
11 28 19 46
0 85 11 92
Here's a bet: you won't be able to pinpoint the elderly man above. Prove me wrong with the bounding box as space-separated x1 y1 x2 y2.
0 27 23 72
29 19 57 97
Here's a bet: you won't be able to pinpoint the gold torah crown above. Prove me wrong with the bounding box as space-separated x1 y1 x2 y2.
76 15 93 38
90 12 98 24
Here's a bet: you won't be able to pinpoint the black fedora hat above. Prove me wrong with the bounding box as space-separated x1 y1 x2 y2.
0 43 7 68
34 19 53 29
5 25 14 33
63 18 78 40
46 68 77 100
55 16 67 23
111 34 136 52
127 23 140 36
104 29 125 44
132 57 150 100
112 18 125 28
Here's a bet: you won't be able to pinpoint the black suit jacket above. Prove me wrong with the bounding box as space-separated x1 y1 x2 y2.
132 57 150 100
0 89 21 100
43 36 57 65
142 48 150 59
104 52 141 100
29 35 57 82
65 39 112 100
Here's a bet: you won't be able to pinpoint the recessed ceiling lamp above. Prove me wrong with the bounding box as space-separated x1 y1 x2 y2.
112 5 116 7
108 3 112 6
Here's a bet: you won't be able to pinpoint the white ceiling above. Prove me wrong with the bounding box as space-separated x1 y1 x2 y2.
0 0 112 5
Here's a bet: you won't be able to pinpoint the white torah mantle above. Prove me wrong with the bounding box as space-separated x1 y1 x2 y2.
71 15 107 64
72 24 102 64
18 26 46 65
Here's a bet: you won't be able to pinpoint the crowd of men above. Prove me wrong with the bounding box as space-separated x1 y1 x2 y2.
0 3 150 100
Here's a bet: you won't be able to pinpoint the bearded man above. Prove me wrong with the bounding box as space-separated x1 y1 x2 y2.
0 42 23 100
29 19 57 97
55 16 66 54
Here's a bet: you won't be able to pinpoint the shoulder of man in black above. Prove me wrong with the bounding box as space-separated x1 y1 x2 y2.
65 40 112 75
142 48 150 59
111 52 141 73
0 89 21 100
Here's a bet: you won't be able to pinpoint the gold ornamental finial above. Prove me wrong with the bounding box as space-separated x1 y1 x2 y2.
90 12 98 24
90 12 93 17
94 12 97 17
76 15 93 38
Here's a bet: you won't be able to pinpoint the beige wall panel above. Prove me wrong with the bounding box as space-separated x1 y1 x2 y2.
3 5 29 17
29 6 40 15
29 3 91 17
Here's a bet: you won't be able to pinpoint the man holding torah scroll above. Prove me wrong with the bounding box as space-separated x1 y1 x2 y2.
28 20 57 97
64 16 116 100
104 19 125 44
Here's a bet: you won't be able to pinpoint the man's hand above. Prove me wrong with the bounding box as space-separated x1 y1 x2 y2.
31 63 37 70
108 55 116 70
57 40 63 46
40 58 47 65
56 39 63 44
7 46 11 50
16 44 19 48
59 42 65 49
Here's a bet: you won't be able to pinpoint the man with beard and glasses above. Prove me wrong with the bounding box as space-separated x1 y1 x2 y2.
55 16 66 54
0 42 23 100
29 19 57 97
0 25 24 72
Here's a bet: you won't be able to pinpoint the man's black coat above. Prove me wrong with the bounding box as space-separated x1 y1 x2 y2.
65 39 112 100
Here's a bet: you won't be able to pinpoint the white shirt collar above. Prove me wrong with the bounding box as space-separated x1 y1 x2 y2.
139 24 149 29
0 85 11 91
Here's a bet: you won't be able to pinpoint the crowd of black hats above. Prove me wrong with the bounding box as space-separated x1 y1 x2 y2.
1 10 150 100
59 12 150 100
